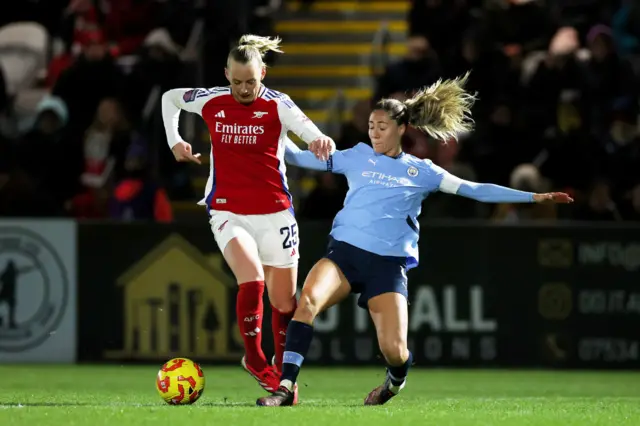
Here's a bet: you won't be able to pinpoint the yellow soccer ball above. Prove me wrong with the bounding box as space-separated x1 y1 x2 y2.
156 358 205 405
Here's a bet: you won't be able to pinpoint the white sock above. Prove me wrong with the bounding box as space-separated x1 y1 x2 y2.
387 372 406 395
280 379 294 392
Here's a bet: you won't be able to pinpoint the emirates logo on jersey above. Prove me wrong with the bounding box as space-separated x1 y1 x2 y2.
215 122 265 145
215 122 265 135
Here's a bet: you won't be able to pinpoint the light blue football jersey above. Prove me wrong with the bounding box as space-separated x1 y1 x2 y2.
286 142 446 269
285 140 534 269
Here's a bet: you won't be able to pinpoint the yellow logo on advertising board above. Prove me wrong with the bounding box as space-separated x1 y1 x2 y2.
105 234 243 360
538 239 573 268
538 282 573 320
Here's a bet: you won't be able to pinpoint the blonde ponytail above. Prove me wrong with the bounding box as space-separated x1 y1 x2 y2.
228 34 283 66
375 72 476 142
404 72 476 141
238 34 283 56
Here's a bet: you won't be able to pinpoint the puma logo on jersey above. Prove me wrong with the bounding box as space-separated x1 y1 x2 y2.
215 110 225 118
252 111 268 118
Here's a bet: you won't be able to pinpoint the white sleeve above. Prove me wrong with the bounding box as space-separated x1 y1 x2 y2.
418 160 463 193
425 161 478 194
161 88 209 149
277 95 324 144
438 173 464 194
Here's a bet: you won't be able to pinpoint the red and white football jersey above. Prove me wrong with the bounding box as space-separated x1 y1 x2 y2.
162 85 324 215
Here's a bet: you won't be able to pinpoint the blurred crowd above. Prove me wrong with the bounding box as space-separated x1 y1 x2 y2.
0 0 639 224
315 0 640 223
0 0 280 220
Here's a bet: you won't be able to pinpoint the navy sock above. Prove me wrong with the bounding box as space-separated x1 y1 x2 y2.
280 320 314 387
387 351 413 388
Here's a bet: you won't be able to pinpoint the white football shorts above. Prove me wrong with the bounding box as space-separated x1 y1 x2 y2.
208 208 299 268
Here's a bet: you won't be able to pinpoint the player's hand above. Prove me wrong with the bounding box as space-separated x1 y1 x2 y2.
171 141 202 165
309 136 335 161
533 192 574 204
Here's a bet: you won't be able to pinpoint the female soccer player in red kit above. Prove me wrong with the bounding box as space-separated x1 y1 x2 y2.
161 35 334 402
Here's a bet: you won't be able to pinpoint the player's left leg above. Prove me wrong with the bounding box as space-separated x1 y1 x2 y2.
360 255 411 406
365 292 412 405
263 265 298 404
263 265 297 371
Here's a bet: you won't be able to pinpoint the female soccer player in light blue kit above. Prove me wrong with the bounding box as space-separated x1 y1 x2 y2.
257 74 573 407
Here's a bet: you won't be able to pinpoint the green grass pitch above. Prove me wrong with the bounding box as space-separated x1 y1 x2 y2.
1 365 639 426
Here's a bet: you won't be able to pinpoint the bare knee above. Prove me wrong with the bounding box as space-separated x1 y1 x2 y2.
294 292 321 324
270 294 296 313
264 266 297 313
380 339 409 366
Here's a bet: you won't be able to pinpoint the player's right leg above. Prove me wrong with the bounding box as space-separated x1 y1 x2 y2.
256 257 351 407
208 210 279 392
254 209 301 372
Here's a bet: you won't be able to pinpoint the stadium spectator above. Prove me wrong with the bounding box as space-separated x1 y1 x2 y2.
600 99 640 191
0 0 67 38
80 97 131 189
583 24 638 134
445 28 505 118
61 0 159 57
478 0 554 58
537 90 603 193
15 96 81 212
52 30 125 137
108 138 173 222
526 27 586 130
123 29 186 124
550 0 618 38
1 0 640 222
408 0 473 62
373 35 442 102
573 178 623 221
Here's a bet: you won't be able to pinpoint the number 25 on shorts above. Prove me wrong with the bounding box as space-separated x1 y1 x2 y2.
279 224 298 249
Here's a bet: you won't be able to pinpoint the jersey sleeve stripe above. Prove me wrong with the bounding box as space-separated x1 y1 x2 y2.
264 89 279 100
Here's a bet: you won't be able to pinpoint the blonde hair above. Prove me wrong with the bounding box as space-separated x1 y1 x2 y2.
376 72 476 141
228 34 283 67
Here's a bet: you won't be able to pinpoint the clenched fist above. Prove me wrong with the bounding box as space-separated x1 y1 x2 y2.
171 141 202 165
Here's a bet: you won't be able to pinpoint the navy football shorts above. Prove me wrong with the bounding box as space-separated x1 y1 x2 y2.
325 237 408 309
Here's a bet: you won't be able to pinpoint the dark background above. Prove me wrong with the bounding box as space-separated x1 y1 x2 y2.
78 220 640 369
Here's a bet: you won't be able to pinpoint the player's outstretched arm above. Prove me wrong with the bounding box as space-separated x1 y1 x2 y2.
283 138 330 171
437 173 573 204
